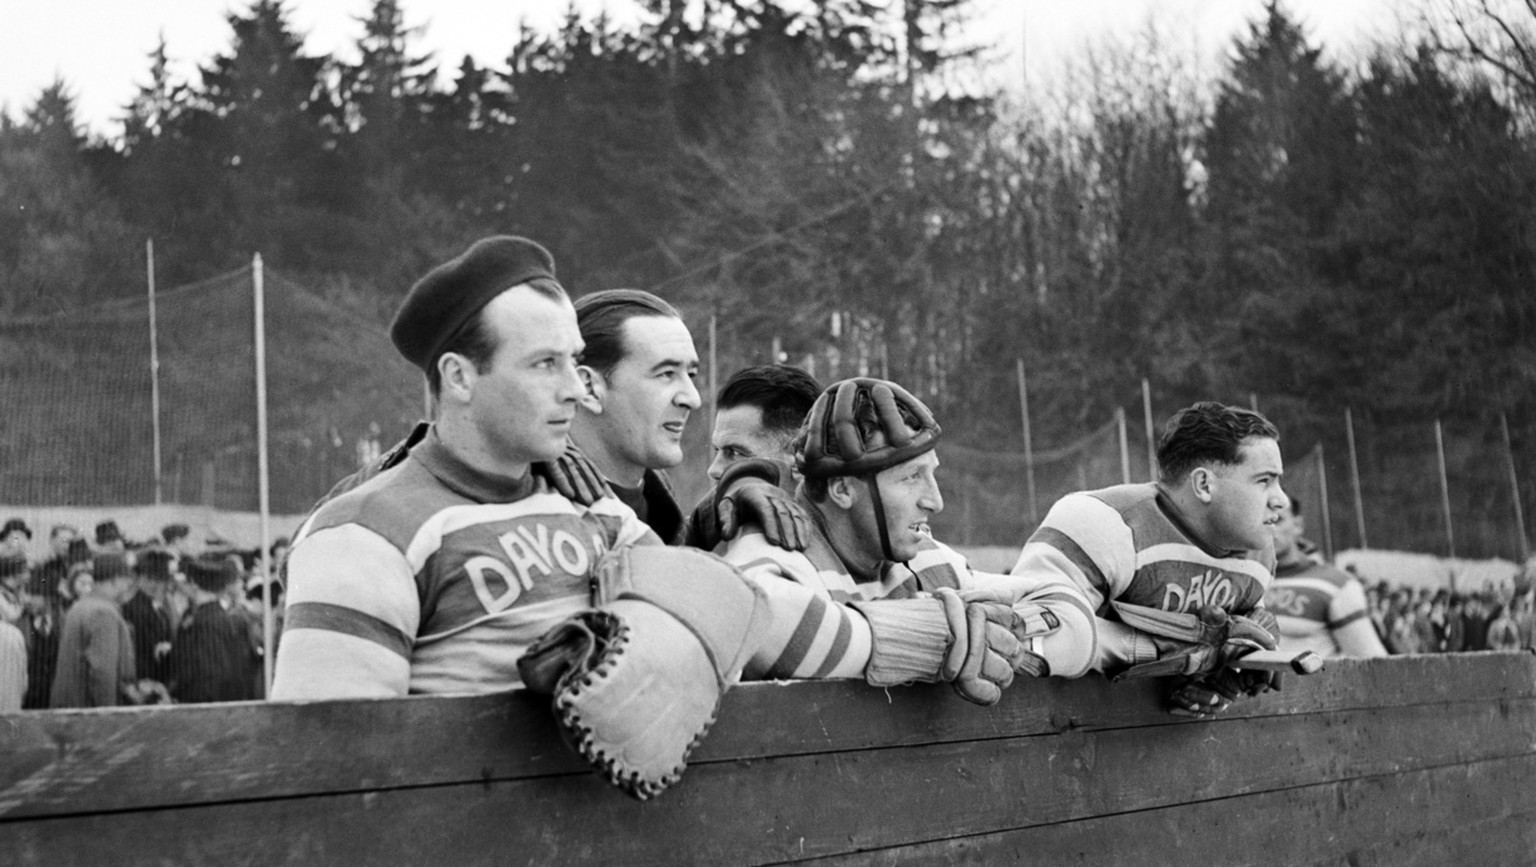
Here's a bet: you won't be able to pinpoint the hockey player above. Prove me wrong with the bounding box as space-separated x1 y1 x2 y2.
723 377 1098 686
1264 498 1388 658
1011 401 1286 717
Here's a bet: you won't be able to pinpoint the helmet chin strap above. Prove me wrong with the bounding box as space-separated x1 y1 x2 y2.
864 474 898 564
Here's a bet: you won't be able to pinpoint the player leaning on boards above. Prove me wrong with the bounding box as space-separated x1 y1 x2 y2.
1012 401 1286 718
271 237 1022 797
722 377 1098 698
1265 497 1388 658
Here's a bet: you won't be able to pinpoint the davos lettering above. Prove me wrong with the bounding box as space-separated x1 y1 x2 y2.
1161 569 1236 613
464 523 609 612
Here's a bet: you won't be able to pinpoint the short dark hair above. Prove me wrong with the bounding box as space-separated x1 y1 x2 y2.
1156 401 1280 484
426 306 501 397
718 365 822 439
574 289 680 378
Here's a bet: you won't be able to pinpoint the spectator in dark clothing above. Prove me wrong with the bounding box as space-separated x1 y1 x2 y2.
1462 595 1491 651
166 554 257 703
1443 597 1467 653
121 549 177 688
51 554 148 708
31 524 81 603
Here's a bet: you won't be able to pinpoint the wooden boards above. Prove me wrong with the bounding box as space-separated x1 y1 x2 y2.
3 652 1533 865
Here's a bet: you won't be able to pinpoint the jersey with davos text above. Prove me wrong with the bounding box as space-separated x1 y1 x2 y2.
1012 483 1274 620
271 433 654 698
1264 554 1372 657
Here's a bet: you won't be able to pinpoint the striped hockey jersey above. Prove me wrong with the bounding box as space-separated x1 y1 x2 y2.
726 516 1096 679
1265 554 1385 658
1011 483 1275 674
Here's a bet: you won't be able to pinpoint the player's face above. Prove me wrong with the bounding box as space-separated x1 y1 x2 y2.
466 287 586 469
0 531 25 556
1207 436 1287 552
708 404 793 483
1271 503 1304 556
50 530 76 557
591 315 701 476
859 451 944 563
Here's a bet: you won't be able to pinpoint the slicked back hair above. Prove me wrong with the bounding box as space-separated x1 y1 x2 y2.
574 289 681 379
717 365 822 440
1156 401 1280 485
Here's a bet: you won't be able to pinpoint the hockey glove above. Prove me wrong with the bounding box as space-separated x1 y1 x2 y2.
517 546 767 800
708 459 810 552
1110 602 1277 680
533 440 611 507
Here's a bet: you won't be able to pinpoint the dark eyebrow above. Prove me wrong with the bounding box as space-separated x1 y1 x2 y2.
649 358 697 374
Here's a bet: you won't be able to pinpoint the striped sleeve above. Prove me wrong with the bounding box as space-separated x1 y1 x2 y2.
960 570 1098 678
271 522 420 699
1011 493 1137 614
744 576 875 680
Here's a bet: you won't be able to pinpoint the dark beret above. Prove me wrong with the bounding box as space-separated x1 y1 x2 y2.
390 236 563 371
2 518 31 539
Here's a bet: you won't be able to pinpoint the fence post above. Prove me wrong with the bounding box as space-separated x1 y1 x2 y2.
1016 359 1037 527
1142 379 1156 482
1502 413 1530 562
1434 419 1455 560
1346 407 1368 549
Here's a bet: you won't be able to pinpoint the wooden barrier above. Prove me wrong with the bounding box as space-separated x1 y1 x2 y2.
3 652 1533 865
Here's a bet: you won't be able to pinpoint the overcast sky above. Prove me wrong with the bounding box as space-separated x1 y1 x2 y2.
1 0 1395 138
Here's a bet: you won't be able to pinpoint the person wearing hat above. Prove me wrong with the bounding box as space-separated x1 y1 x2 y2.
272 236 640 699
720 377 1098 695
0 518 31 560
50 553 146 708
122 549 178 687
166 554 255 703
94 520 125 554
31 524 80 602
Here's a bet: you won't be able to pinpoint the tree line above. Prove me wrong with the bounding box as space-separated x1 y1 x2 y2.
2 0 1533 551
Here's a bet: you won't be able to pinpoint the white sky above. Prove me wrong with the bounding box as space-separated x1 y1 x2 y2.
0 0 1397 138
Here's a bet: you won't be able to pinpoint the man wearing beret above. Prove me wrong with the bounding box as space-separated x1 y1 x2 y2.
271 237 1010 701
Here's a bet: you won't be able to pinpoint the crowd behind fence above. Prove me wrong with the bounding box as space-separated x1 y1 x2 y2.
1 264 1532 707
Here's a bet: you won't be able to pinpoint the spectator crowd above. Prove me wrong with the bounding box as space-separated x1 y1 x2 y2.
1362 570 1536 655
0 517 288 710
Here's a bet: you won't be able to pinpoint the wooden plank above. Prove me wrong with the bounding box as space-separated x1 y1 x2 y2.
808 755 1536 866
2 653 1531 819
9 699 1534 866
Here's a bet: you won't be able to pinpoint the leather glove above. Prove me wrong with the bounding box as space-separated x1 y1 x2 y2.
694 459 809 552
1111 603 1277 680
533 440 611 507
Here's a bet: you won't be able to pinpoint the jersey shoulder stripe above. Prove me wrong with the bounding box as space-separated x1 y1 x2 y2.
285 601 411 659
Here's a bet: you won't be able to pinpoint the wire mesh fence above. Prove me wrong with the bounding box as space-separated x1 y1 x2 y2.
0 264 1530 708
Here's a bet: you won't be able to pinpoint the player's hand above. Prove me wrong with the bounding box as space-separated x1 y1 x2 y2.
1167 679 1232 718
711 460 809 552
934 589 1017 705
959 587 1062 677
533 440 611 506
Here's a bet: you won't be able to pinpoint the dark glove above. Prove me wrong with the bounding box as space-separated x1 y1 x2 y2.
1112 603 1277 680
695 459 810 552
533 440 611 507
1167 666 1281 719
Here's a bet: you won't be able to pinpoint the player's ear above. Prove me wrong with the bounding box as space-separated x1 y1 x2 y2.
1190 466 1214 504
827 476 856 509
438 353 475 403
577 365 604 414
